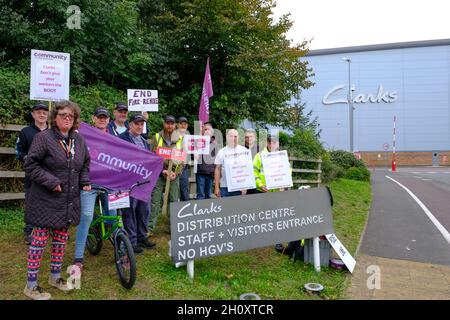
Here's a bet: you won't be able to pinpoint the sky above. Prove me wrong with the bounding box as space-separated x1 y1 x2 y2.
272 0 450 50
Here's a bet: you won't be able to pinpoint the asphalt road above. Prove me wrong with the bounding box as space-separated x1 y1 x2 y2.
360 167 450 265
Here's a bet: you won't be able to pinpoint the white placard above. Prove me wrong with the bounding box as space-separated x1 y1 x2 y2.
30 49 70 101
261 150 293 190
108 192 130 210
224 150 256 192
127 89 158 111
183 135 210 155
325 233 356 273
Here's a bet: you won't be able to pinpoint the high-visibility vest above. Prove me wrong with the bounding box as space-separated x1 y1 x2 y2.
155 132 185 173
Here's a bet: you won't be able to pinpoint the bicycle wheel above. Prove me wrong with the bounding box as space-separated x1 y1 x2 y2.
86 224 103 255
114 231 136 289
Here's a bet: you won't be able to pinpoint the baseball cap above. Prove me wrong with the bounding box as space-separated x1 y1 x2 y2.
115 102 128 111
93 107 110 117
130 114 145 123
32 103 48 111
178 116 188 123
164 115 176 123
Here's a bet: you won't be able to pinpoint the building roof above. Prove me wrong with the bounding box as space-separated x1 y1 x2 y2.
307 39 450 57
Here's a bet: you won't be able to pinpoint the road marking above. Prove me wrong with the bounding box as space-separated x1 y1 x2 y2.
421 179 432 181
386 175 450 245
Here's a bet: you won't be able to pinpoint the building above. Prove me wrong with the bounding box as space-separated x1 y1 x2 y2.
300 39 450 166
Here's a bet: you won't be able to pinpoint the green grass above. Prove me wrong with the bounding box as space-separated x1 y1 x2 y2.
0 179 371 300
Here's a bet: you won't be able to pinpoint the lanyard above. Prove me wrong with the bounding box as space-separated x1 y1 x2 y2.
58 138 75 159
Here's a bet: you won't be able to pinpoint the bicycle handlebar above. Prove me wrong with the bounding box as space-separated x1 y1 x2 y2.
94 179 152 195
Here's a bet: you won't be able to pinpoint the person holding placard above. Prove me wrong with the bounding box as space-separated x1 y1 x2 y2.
148 115 184 234
214 129 250 197
108 102 149 139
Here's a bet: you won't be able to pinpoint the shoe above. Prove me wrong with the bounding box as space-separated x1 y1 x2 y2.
138 238 156 249
132 245 144 254
48 277 72 291
24 285 51 300
24 234 33 245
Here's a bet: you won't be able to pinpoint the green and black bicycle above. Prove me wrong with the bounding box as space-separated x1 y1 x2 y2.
86 180 150 289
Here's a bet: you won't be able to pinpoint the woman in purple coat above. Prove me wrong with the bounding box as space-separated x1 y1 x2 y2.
23 100 91 300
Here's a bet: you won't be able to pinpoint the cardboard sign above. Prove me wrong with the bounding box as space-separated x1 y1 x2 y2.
127 89 158 112
224 149 256 192
108 192 130 210
156 147 187 162
30 49 70 101
183 135 210 155
170 187 334 263
325 233 356 273
261 150 293 190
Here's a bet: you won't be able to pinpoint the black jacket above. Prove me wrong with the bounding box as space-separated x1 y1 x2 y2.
119 130 151 151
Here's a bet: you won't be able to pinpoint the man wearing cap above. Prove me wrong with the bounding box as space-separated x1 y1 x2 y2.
177 116 190 201
148 115 184 234
73 107 118 271
16 103 49 244
119 114 155 253
108 102 149 139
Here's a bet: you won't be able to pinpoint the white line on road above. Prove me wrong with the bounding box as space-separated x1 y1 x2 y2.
386 175 450 245
421 179 432 181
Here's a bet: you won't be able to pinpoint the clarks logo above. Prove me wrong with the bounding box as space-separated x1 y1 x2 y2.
89 148 152 179
322 84 398 105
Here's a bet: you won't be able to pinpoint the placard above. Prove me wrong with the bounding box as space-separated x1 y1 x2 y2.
30 49 70 101
224 149 256 192
156 147 187 162
108 192 130 210
183 135 210 155
261 150 293 190
127 89 158 111
170 187 334 263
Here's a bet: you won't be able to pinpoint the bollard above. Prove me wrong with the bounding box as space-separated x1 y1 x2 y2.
313 237 320 272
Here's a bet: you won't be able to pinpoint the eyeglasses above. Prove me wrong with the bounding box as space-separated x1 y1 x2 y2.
57 113 75 120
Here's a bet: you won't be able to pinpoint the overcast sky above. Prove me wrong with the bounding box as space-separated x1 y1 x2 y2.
272 0 450 50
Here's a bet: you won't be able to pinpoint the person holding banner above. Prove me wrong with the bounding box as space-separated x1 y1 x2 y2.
196 122 217 200
214 129 249 197
23 100 91 300
177 116 190 201
119 114 156 253
73 107 117 271
148 115 184 234
16 103 49 245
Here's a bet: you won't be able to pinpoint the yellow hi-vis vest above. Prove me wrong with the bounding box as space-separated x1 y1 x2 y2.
154 132 185 174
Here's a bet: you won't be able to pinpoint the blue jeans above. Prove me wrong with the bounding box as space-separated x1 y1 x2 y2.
220 187 241 197
196 174 213 200
74 189 117 262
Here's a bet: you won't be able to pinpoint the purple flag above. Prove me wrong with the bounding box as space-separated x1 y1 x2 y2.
78 122 163 202
198 57 213 123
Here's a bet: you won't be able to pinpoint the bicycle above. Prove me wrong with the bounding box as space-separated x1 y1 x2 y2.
86 180 150 289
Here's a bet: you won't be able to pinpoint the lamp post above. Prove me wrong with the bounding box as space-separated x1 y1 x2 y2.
342 57 354 152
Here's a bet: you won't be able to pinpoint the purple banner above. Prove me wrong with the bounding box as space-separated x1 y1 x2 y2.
198 57 213 123
78 122 163 202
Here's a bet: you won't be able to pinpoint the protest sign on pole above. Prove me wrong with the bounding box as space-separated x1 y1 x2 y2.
127 89 158 112
261 150 293 190
183 135 210 155
224 149 256 192
30 49 70 101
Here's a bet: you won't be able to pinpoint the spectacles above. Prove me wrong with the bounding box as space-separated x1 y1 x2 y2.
57 113 74 120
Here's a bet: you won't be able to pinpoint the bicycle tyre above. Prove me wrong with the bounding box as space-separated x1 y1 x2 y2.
86 225 103 256
114 231 136 289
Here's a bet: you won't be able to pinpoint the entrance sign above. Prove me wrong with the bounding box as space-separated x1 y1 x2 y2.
224 150 255 192
170 187 334 263
325 233 356 273
127 89 158 111
30 49 70 101
261 150 293 190
183 135 210 155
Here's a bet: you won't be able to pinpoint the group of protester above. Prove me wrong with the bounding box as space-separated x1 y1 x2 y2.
16 100 285 300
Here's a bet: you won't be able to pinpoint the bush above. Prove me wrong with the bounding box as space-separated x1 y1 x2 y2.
345 166 371 182
329 150 365 170
321 159 346 183
283 128 324 159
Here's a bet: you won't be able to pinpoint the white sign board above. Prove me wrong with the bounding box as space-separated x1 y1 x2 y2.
224 150 256 192
325 233 356 273
108 192 130 210
261 150 293 190
183 135 210 155
30 49 70 101
127 89 158 111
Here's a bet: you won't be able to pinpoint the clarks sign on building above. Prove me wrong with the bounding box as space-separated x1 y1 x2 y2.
322 84 398 105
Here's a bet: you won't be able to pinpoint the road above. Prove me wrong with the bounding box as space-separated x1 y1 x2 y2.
360 167 450 265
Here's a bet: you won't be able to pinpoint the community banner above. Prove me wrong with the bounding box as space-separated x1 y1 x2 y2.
78 122 164 202
170 187 334 263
